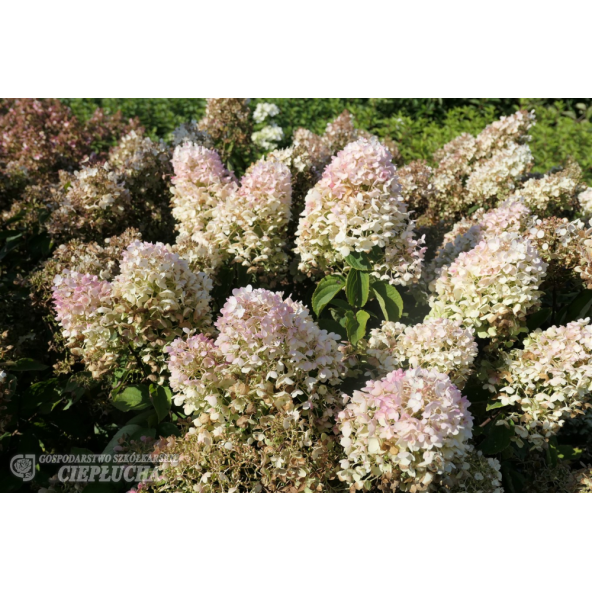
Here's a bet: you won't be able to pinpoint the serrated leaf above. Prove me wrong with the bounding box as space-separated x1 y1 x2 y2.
311 276 344 316
345 251 372 271
345 310 370 346
345 269 369 308
371 281 403 322
111 385 151 412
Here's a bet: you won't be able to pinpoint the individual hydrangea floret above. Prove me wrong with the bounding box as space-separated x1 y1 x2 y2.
366 318 478 387
295 137 425 286
337 368 473 491
497 319 592 448
429 232 547 344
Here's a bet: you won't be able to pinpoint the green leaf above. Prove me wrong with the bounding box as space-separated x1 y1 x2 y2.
345 310 370 346
330 298 353 311
311 276 344 316
371 281 403 322
318 318 345 340
345 251 372 271
10 358 48 372
526 307 552 331
111 385 151 412
345 269 370 308
479 423 513 455
150 385 172 422
486 401 505 411
157 422 182 438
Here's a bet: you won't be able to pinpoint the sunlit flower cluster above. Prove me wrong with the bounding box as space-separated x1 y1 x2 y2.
431 110 535 218
425 197 531 290
337 368 473 491
366 318 478 387
295 137 425 285
166 285 345 440
214 160 292 281
514 160 583 216
497 320 592 448
465 144 533 207
52 241 212 380
429 232 547 343
253 102 280 124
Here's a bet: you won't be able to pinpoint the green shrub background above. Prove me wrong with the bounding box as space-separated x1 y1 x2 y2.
62 98 592 182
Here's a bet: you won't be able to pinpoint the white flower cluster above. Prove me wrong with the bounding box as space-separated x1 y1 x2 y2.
465 144 533 206
366 318 478 387
429 232 547 343
513 160 582 216
252 124 284 151
498 320 592 448
170 143 292 280
253 102 280 124
166 285 346 441
52 241 212 379
425 197 531 290
214 160 292 281
295 137 425 286
170 142 237 238
337 368 473 491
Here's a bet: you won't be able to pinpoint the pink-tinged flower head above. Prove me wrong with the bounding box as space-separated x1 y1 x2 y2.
52 270 112 341
295 138 425 286
172 142 236 187
337 368 473 489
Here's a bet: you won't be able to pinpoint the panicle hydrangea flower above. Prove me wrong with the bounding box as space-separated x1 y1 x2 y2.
366 318 477 388
252 124 284 151
323 110 364 153
429 232 547 344
214 159 292 281
465 143 533 207
424 197 531 290
577 187 592 218
525 216 587 286
48 163 130 238
170 142 237 237
295 137 425 286
497 319 592 448
166 285 345 439
52 241 212 379
337 368 473 491
513 160 583 216
52 271 113 347
253 102 280 124
473 109 535 159
437 447 504 492
575 227 592 289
